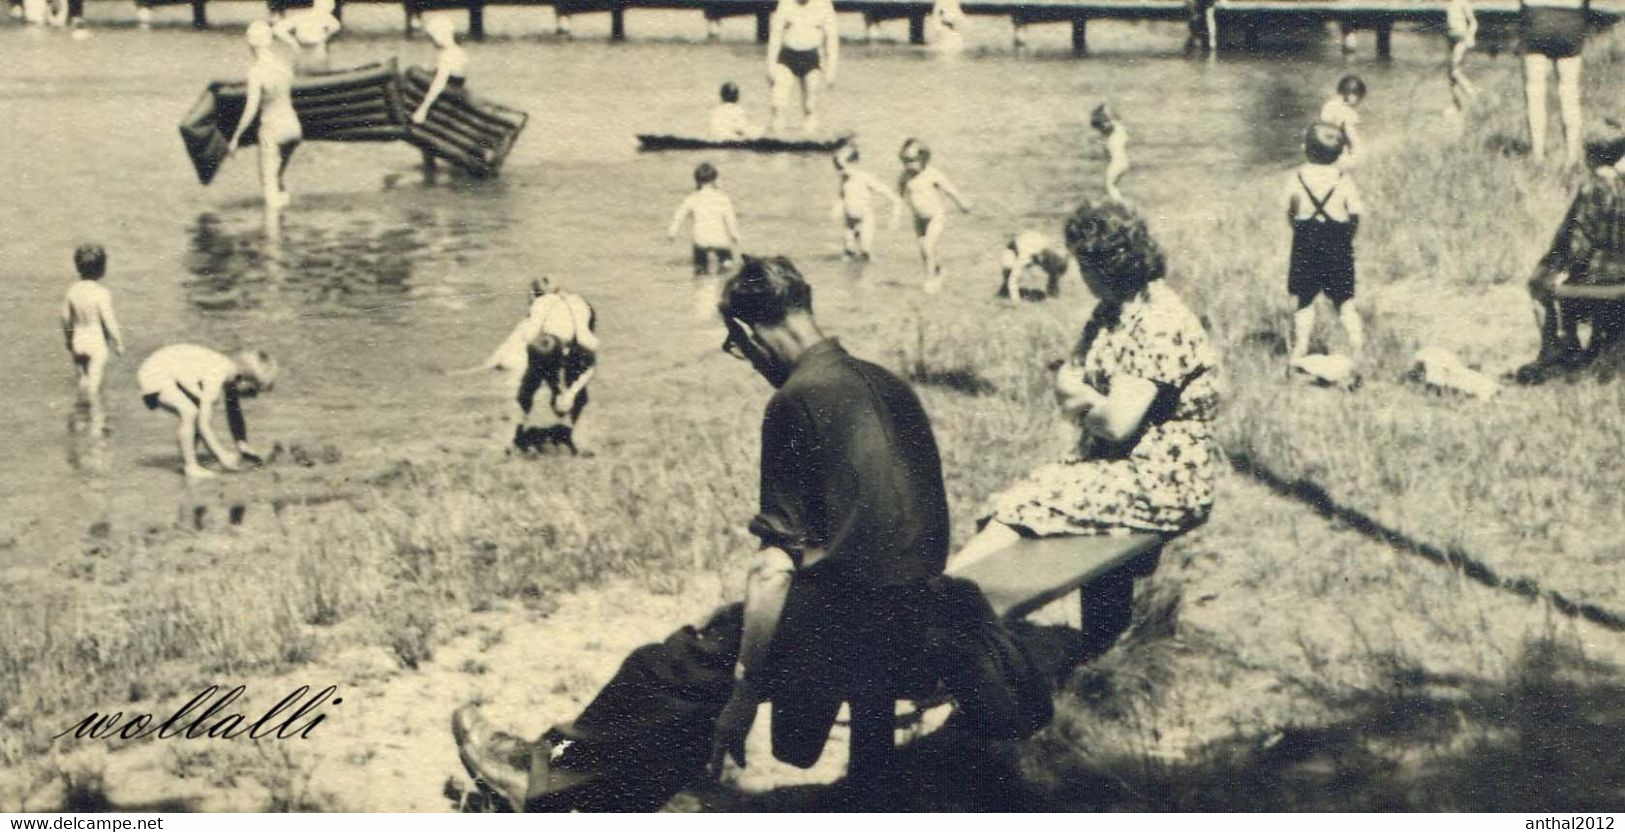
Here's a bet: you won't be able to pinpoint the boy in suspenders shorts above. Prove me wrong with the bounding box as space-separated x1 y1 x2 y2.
1286 122 1365 367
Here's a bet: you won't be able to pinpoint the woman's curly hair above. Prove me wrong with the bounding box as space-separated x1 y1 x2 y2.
1063 198 1165 298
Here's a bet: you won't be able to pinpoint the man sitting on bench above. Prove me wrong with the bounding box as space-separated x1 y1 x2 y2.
951 199 1222 624
452 256 1048 812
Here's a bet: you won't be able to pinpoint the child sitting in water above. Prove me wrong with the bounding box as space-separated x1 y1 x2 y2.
999 230 1073 301
60 244 125 434
137 345 277 480
830 143 898 260
1091 102 1131 203
709 82 762 141
1446 0 1478 114
1286 122 1365 369
667 162 742 277
898 138 972 294
1319 74 1366 164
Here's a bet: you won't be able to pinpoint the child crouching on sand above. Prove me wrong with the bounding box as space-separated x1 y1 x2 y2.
1286 122 1365 369
898 138 972 294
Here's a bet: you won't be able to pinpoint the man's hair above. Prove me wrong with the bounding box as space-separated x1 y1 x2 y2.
1337 74 1367 98
1064 198 1166 297
720 82 740 103
1305 121 1345 164
74 244 106 279
694 162 719 185
718 255 814 325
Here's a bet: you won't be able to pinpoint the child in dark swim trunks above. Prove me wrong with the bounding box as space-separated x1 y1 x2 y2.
668 162 742 277
1285 122 1365 366
899 139 973 294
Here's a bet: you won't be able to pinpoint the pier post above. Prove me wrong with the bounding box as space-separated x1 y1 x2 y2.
756 8 770 41
1071 16 1087 55
908 11 925 44
863 11 878 42
611 2 625 39
1375 21 1392 58
190 0 206 28
1012 17 1025 49
467 0 484 40
705 11 721 40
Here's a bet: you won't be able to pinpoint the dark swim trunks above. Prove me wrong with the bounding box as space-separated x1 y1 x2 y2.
692 245 735 276
777 46 821 78
1522 4 1587 59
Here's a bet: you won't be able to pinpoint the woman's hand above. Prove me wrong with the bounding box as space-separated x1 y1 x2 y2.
226 137 240 156
1054 364 1101 416
411 107 429 125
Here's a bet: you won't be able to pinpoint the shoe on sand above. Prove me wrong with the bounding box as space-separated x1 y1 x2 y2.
452 704 532 813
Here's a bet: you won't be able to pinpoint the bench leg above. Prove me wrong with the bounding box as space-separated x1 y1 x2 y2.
908 11 925 45
189 0 205 28
1079 570 1134 657
846 695 896 808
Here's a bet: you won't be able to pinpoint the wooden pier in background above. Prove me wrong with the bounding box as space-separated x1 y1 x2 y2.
132 0 1625 56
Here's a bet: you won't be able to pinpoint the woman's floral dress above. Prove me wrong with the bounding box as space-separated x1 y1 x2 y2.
981 281 1221 536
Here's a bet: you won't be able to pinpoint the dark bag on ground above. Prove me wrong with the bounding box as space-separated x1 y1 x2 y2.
929 575 1055 741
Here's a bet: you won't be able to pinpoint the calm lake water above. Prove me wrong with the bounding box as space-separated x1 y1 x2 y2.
0 6 1521 559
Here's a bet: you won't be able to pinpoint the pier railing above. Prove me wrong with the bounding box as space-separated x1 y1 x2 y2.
130 0 1625 56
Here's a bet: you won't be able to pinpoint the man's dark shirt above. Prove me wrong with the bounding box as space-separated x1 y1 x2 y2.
1542 172 1625 286
748 338 950 589
744 338 952 767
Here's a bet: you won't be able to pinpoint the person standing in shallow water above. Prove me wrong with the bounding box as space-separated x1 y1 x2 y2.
412 14 470 176
61 244 125 435
1520 0 1586 166
226 21 302 213
766 0 838 134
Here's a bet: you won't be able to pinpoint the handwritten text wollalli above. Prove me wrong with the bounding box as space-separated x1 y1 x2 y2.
54 685 342 743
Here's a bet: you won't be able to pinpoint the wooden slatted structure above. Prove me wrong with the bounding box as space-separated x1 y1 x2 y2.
136 0 1624 56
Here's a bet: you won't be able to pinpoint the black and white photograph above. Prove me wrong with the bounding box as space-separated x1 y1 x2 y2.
2 0 1624 813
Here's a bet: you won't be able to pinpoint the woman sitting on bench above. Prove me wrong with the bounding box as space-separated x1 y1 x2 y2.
951 199 1221 573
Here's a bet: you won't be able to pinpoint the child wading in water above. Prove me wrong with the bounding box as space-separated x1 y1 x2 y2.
668 162 742 278
1319 74 1365 164
1286 122 1365 367
1447 0 1478 114
831 143 897 260
61 244 125 434
898 138 972 294
1091 102 1131 203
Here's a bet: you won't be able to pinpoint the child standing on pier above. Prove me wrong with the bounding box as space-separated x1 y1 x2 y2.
1319 75 1365 164
899 138 972 294
831 143 898 260
1447 0 1479 113
668 162 742 278
1091 103 1131 203
1285 122 1365 367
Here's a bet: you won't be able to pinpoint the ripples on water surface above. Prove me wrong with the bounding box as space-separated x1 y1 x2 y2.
0 7 1513 555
